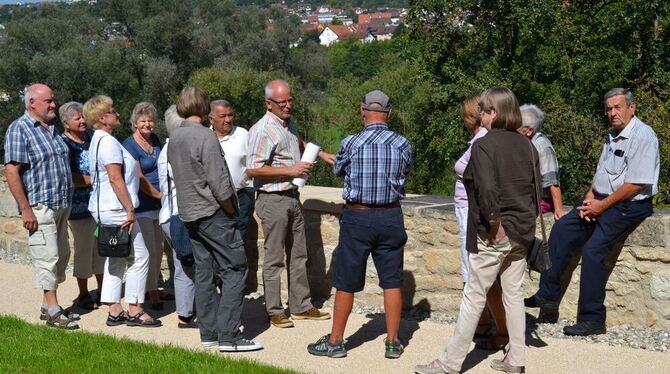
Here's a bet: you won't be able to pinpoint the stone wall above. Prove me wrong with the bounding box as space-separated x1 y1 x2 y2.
1 172 669 329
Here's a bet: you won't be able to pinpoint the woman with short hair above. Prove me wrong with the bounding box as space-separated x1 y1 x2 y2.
60 101 104 310
122 102 171 310
85 95 161 327
416 87 538 374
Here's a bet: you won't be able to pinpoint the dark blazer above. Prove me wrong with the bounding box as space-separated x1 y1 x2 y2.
463 128 540 253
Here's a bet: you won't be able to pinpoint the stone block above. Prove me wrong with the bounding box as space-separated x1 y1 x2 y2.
3 221 18 234
631 248 670 263
626 216 667 247
442 221 459 235
651 272 670 300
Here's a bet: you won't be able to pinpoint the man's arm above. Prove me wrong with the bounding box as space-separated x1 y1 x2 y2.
299 138 335 165
5 162 37 232
578 183 646 219
246 163 314 179
549 185 566 220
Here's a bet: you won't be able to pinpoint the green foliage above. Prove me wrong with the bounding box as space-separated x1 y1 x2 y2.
0 316 299 374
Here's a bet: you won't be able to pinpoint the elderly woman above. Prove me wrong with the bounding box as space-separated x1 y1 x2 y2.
122 102 171 310
454 95 508 351
85 95 160 327
519 104 566 220
416 87 538 374
157 105 196 328
60 101 105 310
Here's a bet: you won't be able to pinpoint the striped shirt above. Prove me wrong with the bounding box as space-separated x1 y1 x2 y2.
3 112 73 211
247 112 301 192
592 116 659 200
334 123 412 205
531 132 560 200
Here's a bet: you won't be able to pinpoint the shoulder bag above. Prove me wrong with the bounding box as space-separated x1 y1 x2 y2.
527 139 552 273
166 168 194 266
94 136 132 258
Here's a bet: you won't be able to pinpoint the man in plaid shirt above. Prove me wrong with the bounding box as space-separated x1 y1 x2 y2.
4 83 75 329
308 90 412 359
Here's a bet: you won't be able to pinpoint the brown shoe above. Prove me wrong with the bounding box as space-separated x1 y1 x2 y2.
270 314 294 328
490 359 525 373
291 307 331 320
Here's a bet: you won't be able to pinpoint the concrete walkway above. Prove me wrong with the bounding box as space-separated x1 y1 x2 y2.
2 260 668 374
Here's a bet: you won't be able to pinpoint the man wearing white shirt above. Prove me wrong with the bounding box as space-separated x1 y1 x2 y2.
209 100 254 240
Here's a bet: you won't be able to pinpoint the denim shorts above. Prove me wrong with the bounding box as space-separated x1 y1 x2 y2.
332 206 407 292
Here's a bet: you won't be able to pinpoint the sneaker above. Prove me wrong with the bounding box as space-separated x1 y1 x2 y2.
270 314 295 328
307 334 347 358
201 340 218 348
563 321 606 336
384 339 404 359
291 307 331 320
219 338 263 352
414 359 458 374
490 359 525 373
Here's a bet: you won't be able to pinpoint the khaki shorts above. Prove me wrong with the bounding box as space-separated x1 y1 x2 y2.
68 217 105 279
29 205 71 290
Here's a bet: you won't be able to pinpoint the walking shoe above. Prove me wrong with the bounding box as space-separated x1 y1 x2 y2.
523 293 559 309
563 321 606 336
219 338 263 352
201 340 218 348
414 359 458 374
490 359 525 373
384 339 404 359
270 314 295 328
307 334 347 358
291 307 331 320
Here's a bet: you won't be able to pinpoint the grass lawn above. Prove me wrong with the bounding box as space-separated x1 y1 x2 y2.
0 315 301 374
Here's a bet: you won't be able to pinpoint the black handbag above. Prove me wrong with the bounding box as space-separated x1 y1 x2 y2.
94 135 132 258
527 139 552 273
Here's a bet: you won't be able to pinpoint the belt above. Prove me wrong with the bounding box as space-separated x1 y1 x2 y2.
345 201 400 210
258 189 300 198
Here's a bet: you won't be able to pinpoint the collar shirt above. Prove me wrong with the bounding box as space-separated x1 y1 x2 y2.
592 116 659 200
531 132 561 200
3 112 73 211
334 123 412 205
217 126 250 190
247 112 301 192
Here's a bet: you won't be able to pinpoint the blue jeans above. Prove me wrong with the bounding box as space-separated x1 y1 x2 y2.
538 197 652 322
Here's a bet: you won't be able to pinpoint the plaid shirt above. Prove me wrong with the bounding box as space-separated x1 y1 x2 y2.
4 112 73 211
247 112 301 192
334 123 412 205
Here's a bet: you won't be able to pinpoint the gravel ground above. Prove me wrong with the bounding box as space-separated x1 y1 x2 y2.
4 248 667 354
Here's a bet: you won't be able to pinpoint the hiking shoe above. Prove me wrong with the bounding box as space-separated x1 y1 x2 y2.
219 338 264 352
490 359 525 373
307 334 347 358
270 314 294 328
563 321 606 336
384 339 404 359
414 359 458 374
291 307 331 320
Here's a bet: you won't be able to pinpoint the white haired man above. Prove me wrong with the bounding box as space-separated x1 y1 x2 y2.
4 83 76 329
525 88 660 336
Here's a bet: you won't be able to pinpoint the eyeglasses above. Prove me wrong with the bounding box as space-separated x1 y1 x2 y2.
268 97 293 107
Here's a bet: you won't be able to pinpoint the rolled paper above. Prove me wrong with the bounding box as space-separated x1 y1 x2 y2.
292 142 321 187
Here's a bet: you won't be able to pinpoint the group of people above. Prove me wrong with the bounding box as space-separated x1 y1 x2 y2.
3 81 659 369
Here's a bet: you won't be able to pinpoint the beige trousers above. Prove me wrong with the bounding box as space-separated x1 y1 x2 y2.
68 217 105 279
29 205 71 290
440 234 527 370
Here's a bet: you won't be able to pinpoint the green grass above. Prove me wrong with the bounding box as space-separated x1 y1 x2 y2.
0 315 300 374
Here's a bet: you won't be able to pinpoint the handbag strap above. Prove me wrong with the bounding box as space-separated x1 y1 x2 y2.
167 167 174 216
528 139 547 242
95 134 124 224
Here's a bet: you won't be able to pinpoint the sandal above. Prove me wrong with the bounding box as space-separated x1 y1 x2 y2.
125 311 162 328
106 311 127 326
46 308 80 330
475 334 509 351
40 306 80 321
76 293 98 311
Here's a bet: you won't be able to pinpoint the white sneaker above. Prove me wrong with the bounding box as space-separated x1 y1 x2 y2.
219 338 263 352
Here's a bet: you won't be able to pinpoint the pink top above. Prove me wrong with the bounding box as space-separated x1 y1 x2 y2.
454 128 488 207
